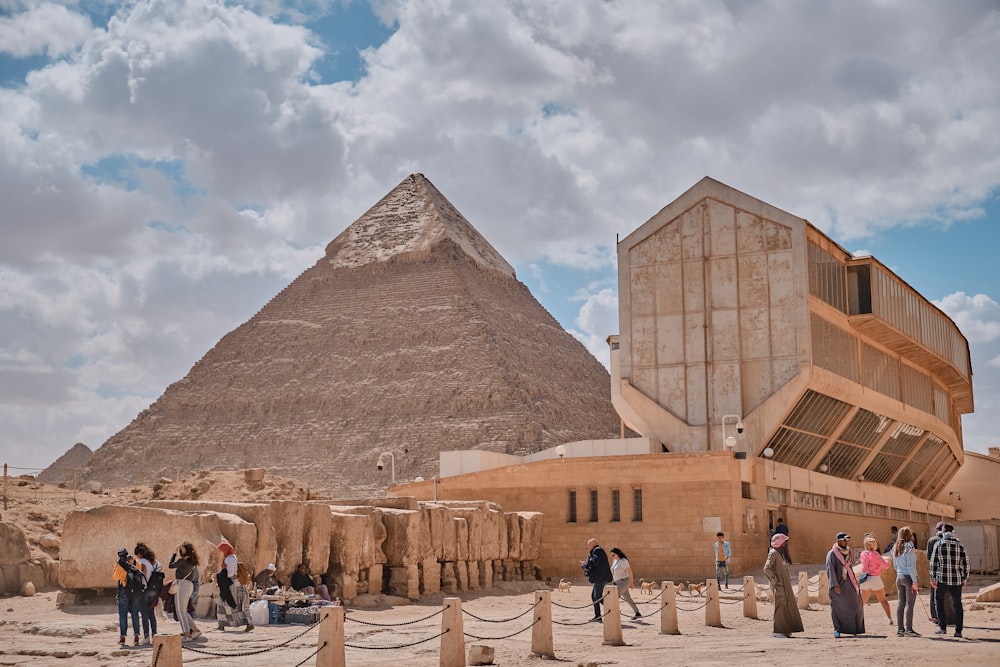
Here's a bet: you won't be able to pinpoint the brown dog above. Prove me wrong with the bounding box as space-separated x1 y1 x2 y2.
639 578 656 595
688 582 706 596
557 578 572 592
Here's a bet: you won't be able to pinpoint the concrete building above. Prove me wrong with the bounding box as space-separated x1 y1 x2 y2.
396 177 973 581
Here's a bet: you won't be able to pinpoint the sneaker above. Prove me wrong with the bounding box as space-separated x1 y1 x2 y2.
834 631 841 638
134 636 140 646
218 623 225 631
773 632 789 638
904 630 920 637
897 630 905 637
934 628 947 635
954 631 963 638
190 629 202 640
633 612 642 619
588 616 602 622
118 636 126 647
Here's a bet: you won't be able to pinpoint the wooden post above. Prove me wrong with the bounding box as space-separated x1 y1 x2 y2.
705 579 723 627
818 570 830 604
660 581 680 635
743 575 758 619
796 571 810 609
150 634 182 667
315 605 343 667
3 463 7 510
530 590 554 658
72 467 78 505
440 597 465 667
601 586 624 646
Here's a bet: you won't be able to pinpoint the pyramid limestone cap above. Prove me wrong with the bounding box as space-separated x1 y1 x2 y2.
325 173 515 278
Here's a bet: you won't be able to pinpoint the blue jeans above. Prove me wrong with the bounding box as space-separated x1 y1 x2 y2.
139 589 158 637
716 561 729 587
118 593 141 638
591 580 608 619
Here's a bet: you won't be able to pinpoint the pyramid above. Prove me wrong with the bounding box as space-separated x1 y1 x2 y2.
80 174 620 496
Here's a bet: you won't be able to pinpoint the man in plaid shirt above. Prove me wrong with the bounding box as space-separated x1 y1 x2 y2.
929 524 970 638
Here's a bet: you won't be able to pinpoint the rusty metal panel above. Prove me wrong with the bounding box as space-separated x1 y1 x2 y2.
655 263 683 314
740 306 771 360
708 199 736 256
656 314 685 365
709 255 738 310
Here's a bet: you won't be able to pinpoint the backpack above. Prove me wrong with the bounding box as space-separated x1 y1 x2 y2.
124 564 146 596
236 561 251 586
147 563 165 593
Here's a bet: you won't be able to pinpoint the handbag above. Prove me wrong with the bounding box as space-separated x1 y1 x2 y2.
168 580 179 595
857 572 869 584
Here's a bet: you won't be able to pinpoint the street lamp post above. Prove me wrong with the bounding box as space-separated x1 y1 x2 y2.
376 451 396 484
722 414 744 452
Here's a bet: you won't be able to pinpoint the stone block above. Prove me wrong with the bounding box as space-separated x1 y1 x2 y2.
468 644 495 665
976 581 1000 603
0 522 30 565
420 558 440 595
59 505 256 589
381 509 423 566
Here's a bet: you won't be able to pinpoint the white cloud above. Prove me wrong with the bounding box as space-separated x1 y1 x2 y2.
2 0 1000 465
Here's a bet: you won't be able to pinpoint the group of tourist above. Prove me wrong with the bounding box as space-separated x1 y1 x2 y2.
578 520 970 643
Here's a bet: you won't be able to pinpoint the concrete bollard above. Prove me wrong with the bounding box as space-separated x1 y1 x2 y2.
315 605 344 667
150 634 182 667
530 590 554 658
818 571 830 604
796 571 810 609
441 597 465 667
706 579 723 627
743 575 758 619
601 587 625 646
660 581 681 635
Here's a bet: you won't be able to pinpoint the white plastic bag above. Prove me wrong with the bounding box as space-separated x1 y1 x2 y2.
249 599 270 626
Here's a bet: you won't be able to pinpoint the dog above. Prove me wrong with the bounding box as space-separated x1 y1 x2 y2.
639 578 656 595
687 582 706 596
557 578 572 592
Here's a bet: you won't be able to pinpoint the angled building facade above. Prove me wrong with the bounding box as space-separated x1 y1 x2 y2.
613 177 972 500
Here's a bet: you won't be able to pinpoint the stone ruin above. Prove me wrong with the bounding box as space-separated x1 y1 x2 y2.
57 496 543 605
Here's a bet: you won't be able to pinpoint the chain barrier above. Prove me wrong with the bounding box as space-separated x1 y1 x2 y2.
673 600 710 612
292 641 326 667
462 599 539 623
551 598 596 610
345 627 449 650
151 643 162 667
345 606 445 626
464 617 541 641
552 605 611 626
183 616 322 658
636 588 665 603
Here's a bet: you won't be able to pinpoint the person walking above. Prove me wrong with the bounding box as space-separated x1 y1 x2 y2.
215 540 254 632
826 531 865 637
764 533 803 638
859 534 893 626
609 547 642 619
113 547 144 648
168 542 202 641
581 538 613 622
891 527 921 636
714 532 732 589
925 521 946 622
930 524 970 638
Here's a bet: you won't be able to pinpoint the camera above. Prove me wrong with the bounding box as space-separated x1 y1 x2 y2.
736 421 744 434
376 462 384 471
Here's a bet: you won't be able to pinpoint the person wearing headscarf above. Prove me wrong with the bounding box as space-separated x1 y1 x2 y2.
763 533 803 638
826 532 865 637
214 540 253 632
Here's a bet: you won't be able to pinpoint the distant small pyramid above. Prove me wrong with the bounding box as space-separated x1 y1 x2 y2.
37 442 93 484
81 174 619 495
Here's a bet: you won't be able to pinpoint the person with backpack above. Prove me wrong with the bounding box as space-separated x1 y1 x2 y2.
215 540 253 632
113 547 145 648
134 543 162 644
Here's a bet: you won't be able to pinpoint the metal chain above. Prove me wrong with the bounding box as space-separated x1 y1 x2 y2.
345 606 445 626
345 627 449 650
292 641 325 667
462 599 539 623
464 617 540 640
182 617 322 657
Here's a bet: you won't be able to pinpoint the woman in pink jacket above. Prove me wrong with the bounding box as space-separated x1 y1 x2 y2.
859 534 893 624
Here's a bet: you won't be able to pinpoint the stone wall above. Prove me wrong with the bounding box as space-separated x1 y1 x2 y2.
57 498 542 601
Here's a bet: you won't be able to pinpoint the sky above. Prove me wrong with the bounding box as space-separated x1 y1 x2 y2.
1 0 999 471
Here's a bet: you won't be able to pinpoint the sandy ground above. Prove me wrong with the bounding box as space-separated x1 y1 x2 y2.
1 574 998 667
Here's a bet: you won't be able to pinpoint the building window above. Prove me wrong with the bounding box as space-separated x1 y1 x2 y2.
766 487 788 505
567 490 577 523
741 481 752 499
632 488 643 522
891 507 909 521
911 511 927 523
866 503 888 518
610 489 621 522
589 490 599 523
835 497 862 514
793 490 829 510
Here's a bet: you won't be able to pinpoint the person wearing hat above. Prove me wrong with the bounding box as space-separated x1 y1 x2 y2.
826 532 865 638
764 532 803 638
925 521 946 622
113 547 144 648
253 563 283 589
